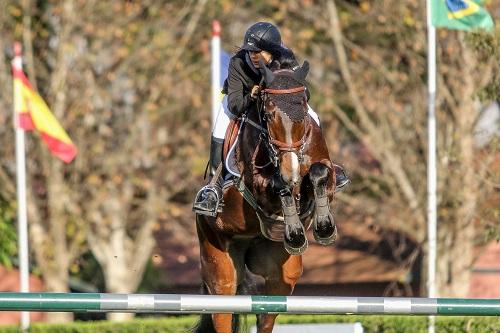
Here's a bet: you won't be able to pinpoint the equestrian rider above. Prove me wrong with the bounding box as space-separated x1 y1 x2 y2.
193 22 350 216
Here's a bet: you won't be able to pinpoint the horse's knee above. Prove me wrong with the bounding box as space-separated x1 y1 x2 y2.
309 162 330 187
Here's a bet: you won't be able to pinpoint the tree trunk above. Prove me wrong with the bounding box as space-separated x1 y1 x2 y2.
43 270 73 323
97 230 153 321
105 264 136 321
437 220 475 297
436 34 478 297
27 164 76 323
88 195 156 322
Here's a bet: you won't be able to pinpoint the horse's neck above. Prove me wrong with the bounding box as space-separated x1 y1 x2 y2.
243 107 264 140
238 111 265 178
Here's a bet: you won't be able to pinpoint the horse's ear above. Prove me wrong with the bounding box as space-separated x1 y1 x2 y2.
259 59 275 84
294 60 309 81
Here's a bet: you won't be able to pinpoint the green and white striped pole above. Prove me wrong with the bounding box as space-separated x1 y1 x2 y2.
0 293 499 316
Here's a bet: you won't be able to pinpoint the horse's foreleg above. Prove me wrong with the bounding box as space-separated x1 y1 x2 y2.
280 194 308 255
258 255 303 333
247 241 303 333
263 173 308 255
309 162 337 245
196 217 238 333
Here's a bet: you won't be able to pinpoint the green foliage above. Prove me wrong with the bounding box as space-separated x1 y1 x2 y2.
0 317 197 333
70 251 104 292
0 326 19 333
136 260 170 293
477 77 500 101
483 208 500 242
466 29 499 62
0 198 17 268
0 315 499 333
467 28 500 101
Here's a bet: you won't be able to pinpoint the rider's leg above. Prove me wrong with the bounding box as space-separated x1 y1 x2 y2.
307 105 350 192
193 99 230 215
212 96 231 144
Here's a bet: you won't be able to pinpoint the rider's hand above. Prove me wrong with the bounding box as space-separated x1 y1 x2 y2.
250 85 260 99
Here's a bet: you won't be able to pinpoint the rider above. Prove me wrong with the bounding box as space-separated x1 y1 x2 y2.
193 22 350 216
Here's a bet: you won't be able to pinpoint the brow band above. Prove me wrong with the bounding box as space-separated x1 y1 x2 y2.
263 86 305 94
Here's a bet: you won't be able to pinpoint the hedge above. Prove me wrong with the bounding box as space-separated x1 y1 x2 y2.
0 315 499 333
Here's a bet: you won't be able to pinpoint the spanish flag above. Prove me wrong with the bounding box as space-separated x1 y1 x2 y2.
12 50 77 163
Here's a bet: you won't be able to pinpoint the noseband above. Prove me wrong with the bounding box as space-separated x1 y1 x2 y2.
260 84 311 166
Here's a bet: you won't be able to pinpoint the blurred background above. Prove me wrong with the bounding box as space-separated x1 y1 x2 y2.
0 0 498 326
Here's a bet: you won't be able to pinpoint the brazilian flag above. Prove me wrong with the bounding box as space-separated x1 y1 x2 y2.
432 0 494 30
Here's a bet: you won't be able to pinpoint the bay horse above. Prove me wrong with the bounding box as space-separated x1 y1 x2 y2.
195 57 337 333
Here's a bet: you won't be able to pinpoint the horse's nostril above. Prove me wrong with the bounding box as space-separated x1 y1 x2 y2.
279 152 300 186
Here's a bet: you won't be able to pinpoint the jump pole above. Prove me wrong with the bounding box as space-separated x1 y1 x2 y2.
0 293 499 316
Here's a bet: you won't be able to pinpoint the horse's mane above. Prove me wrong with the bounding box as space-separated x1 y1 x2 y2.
270 47 300 71
267 48 306 122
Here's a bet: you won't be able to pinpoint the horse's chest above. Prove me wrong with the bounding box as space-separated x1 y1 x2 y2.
214 205 261 236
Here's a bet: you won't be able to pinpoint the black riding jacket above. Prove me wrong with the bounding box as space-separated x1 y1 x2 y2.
222 50 310 118
222 50 261 118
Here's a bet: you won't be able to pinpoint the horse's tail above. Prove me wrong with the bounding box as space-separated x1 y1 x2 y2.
191 270 258 333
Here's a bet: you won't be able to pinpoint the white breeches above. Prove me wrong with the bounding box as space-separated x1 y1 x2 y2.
212 95 320 140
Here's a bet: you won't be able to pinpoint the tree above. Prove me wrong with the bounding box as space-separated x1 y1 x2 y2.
1 0 215 321
0 199 17 269
319 0 498 296
64 0 210 321
0 0 89 322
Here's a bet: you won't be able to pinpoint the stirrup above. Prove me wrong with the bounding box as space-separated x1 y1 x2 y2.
335 178 351 193
193 185 223 217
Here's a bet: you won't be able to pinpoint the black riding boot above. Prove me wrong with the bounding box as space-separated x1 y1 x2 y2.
192 137 224 216
334 164 350 192
317 120 350 192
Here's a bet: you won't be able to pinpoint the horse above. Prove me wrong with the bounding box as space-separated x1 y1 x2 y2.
194 56 337 333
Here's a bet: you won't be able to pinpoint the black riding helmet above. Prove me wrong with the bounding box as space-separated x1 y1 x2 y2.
241 22 282 53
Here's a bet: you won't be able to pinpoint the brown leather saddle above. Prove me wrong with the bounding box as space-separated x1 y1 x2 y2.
222 118 241 171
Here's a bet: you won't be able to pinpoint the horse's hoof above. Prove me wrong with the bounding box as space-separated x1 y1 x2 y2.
313 212 337 245
284 224 308 255
284 237 308 255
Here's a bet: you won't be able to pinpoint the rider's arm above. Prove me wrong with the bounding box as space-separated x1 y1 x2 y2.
227 58 255 117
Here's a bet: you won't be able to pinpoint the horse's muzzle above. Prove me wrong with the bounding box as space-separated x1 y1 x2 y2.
279 151 301 186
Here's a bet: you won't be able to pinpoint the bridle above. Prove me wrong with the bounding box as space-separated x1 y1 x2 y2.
258 79 311 167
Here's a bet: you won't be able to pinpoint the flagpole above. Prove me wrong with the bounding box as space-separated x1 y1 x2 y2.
211 20 221 129
425 1 437 333
12 42 30 331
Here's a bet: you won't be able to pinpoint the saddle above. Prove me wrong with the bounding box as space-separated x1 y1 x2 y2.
222 118 242 179
223 118 240 164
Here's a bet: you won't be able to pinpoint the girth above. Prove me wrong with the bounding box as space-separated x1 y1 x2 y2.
237 178 314 242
